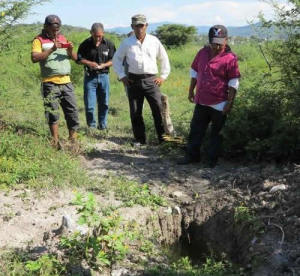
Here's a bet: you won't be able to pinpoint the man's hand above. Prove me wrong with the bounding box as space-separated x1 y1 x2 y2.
88 61 101 70
222 101 233 115
97 63 106 70
66 41 74 55
188 90 195 103
120 77 131 87
154 77 164 86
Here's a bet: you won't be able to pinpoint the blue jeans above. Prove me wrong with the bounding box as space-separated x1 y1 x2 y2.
84 73 110 129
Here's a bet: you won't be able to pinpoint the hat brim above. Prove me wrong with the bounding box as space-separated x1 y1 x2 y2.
132 21 147 26
211 37 226 44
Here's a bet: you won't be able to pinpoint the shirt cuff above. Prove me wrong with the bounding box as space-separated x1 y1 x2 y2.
228 78 240 90
118 72 126 80
190 68 197 78
160 73 169 80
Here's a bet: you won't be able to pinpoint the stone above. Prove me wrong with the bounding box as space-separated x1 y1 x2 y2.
269 184 287 193
111 268 129 276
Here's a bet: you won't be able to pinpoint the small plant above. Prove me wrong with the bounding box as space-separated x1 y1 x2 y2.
234 205 262 234
146 256 239 276
72 192 100 227
25 254 65 276
112 177 166 207
60 193 130 271
234 206 255 225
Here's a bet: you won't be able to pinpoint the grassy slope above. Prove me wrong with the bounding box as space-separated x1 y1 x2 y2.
0 24 269 189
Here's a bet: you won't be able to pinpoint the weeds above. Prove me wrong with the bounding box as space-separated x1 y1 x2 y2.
25 254 65 276
111 176 166 207
234 205 262 233
60 192 129 271
0 251 65 276
146 256 241 276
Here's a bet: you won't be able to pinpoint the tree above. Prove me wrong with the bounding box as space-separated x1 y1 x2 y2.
0 0 47 51
154 24 197 48
252 0 300 159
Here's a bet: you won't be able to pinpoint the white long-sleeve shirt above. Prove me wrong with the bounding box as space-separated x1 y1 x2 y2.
113 33 170 80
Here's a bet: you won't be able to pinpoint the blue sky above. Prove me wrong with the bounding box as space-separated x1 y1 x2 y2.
22 0 288 29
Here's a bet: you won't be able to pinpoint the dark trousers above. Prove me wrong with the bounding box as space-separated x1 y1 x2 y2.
187 104 226 162
127 74 164 143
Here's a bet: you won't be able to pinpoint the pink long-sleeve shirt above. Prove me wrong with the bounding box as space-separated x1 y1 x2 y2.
191 46 241 105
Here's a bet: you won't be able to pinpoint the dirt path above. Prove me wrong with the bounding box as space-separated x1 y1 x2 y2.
0 138 229 249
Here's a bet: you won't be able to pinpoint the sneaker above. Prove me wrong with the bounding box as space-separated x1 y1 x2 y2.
177 155 200 165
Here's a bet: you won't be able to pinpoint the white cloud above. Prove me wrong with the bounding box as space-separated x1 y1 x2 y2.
141 0 290 26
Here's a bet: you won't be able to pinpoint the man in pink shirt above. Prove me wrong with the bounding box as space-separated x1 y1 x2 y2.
179 25 241 167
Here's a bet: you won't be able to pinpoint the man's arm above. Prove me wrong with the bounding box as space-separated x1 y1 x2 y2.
31 38 57 63
112 40 128 85
188 77 197 103
66 42 77 61
222 78 239 114
156 40 170 86
187 68 198 103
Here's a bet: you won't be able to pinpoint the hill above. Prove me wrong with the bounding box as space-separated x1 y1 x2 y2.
107 22 278 38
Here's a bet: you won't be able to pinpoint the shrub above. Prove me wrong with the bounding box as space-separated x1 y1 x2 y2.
154 24 197 48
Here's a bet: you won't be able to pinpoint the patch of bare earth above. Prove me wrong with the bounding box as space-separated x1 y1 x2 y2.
1 137 300 275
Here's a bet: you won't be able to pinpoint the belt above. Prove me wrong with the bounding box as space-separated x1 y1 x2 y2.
85 69 108 76
128 73 155 80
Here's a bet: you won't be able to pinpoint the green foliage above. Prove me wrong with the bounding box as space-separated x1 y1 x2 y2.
0 126 88 189
72 192 100 227
234 205 262 234
247 0 300 160
155 24 197 48
60 193 129 271
0 0 48 51
0 251 65 276
25 254 65 275
234 206 255 225
112 177 166 207
146 256 240 276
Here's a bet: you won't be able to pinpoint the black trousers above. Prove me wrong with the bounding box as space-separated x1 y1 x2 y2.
187 104 226 162
127 75 164 143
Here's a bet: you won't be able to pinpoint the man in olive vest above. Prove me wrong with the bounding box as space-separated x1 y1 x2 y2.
31 15 79 149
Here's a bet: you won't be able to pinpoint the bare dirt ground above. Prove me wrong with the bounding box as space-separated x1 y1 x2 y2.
1 137 300 275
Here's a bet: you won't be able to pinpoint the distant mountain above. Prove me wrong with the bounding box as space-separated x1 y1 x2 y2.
107 21 172 35
107 22 271 38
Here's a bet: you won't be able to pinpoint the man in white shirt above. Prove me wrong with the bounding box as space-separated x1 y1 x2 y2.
113 14 170 145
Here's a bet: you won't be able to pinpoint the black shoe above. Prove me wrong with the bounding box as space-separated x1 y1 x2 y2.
177 156 200 165
205 159 218 168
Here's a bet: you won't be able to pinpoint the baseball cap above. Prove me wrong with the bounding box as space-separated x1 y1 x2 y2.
44 15 61 26
208 25 228 44
131 14 147 26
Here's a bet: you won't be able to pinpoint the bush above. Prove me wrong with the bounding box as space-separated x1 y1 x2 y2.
154 24 197 48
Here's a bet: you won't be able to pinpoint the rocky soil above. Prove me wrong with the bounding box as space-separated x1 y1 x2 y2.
0 137 300 275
